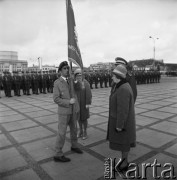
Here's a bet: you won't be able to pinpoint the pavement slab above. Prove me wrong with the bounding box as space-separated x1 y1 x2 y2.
0 148 27 173
136 115 160 126
88 115 108 125
140 110 174 120
1 169 41 180
10 126 54 143
0 114 26 123
137 129 176 148
34 114 58 125
1 119 38 131
0 134 12 148
41 152 104 180
165 143 177 156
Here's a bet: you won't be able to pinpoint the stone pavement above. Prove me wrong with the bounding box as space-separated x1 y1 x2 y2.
0 76 177 180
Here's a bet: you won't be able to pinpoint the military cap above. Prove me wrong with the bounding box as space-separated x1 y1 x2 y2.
115 57 128 66
58 61 69 72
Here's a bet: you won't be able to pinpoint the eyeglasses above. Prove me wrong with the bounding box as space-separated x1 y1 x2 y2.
62 66 69 70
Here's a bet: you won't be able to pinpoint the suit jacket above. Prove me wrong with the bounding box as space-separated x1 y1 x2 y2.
53 76 79 115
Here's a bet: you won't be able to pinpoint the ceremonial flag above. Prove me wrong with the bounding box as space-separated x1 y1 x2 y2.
66 0 83 69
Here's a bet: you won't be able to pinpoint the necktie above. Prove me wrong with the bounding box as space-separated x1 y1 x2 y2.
66 78 69 85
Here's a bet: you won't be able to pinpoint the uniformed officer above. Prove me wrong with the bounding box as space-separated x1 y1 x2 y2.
0 73 3 98
13 72 21 96
3 72 13 97
22 71 31 95
88 71 93 89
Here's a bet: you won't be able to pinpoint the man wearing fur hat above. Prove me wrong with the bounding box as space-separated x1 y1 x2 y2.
53 61 83 163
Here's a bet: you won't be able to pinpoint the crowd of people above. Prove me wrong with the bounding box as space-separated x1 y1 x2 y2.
0 58 162 173
0 71 59 98
0 64 161 99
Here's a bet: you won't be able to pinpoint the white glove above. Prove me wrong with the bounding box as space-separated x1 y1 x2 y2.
86 105 90 108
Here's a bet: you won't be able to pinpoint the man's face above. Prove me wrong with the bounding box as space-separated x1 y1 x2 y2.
61 66 69 77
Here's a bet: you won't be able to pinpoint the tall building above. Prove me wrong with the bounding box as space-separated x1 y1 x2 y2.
0 51 28 73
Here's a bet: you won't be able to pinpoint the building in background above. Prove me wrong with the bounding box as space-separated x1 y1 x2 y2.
0 51 28 73
27 64 57 73
129 59 164 71
89 62 114 71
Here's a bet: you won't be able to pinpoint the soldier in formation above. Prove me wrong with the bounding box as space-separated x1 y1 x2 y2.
0 71 60 98
134 70 161 85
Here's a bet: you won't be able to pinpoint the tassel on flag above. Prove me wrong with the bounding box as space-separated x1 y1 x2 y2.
66 0 83 69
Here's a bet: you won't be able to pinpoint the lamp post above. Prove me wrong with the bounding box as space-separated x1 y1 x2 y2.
149 36 159 60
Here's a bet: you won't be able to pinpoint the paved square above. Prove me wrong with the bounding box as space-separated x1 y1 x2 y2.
1 169 41 180
0 77 177 180
41 152 104 180
137 129 176 148
0 134 12 148
0 148 27 173
10 126 54 143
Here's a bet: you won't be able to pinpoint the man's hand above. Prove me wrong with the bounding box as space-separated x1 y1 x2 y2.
86 105 89 108
70 98 76 104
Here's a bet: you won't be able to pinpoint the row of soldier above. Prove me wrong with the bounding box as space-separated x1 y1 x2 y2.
0 71 59 98
84 69 161 89
0 69 161 98
134 70 161 84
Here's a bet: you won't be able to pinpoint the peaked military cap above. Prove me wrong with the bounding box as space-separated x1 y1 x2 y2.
115 57 128 66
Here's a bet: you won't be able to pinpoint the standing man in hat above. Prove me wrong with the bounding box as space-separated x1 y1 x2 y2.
53 61 83 163
115 57 137 103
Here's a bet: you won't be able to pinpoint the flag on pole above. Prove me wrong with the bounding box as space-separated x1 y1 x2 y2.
66 0 83 69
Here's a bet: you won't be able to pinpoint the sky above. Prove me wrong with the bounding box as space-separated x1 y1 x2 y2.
0 0 177 67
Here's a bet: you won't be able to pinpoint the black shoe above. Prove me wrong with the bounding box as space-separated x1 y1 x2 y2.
71 147 83 154
53 155 71 162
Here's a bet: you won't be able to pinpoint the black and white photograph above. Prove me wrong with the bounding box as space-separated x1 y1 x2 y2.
0 0 177 179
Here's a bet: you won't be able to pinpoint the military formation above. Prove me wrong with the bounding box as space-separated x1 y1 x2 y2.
134 70 161 84
0 71 59 98
83 69 161 89
84 71 112 89
0 69 161 98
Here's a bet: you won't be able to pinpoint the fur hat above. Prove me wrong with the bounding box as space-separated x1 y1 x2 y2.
112 64 127 79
